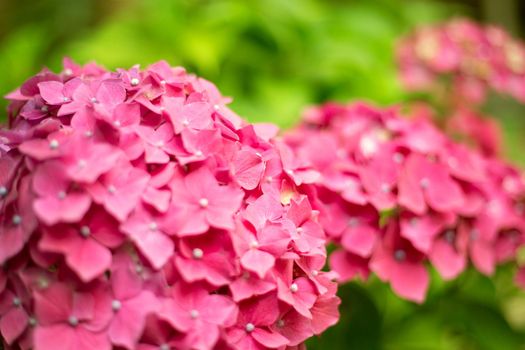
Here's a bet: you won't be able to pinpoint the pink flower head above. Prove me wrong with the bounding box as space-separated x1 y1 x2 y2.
285 101 525 303
0 60 337 349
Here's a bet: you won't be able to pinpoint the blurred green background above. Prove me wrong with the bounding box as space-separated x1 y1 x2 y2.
1 0 525 348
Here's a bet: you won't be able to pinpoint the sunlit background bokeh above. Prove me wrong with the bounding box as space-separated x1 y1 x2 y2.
1 0 525 349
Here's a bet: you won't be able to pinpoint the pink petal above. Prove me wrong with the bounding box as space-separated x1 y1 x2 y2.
241 249 275 279
252 328 289 348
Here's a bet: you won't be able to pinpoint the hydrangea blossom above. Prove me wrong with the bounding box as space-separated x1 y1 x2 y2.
284 102 525 303
397 18 525 105
0 59 340 349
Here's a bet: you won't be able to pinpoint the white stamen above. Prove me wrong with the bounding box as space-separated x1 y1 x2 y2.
107 185 117 194
192 248 203 259
68 315 79 327
159 344 170 350
29 317 37 327
348 217 359 227
213 104 220 111
198 198 209 208
182 120 190 126
111 300 122 311
156 141 165 148
160 80 166 85
380 183 391 193
84 130 93 138
194 150 203 157
0 186 7 197
444 229 455 243
410 218 419 226
265 176 273 183
90 97 98 104
249 240 259 249
40 105 49 113
312 270 319 276
58 191 67 200
77 159 87 169
190 309 199 319
62 96 70 102
242 271 250 279
420 178 430 189
394 249 406 262
296 227 304 233
130 78 140 86
64 68 73 76
290 283 299 293
245 323 255 332
255 152 262 157
277 319 285 328
393 152 404 164
12 215 22 226
285 169 294 176
49 139 59 150
12 297 21 307
113 120 121 128
80 226 91 238
149 222 158 231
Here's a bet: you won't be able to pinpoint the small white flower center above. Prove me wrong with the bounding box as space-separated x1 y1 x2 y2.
296 227 304 233
12 297 21 307
348 217 360 227
160 80 166 85
420 178 430 189
290 283 299 293
130 78 140 86
68 315 79 327
111 300 122 311
12 215 22 226
444 229 455 243
393 152 404 163
213 104 220 111
149 222 158 231
285 169 294 176
49 139 59 150
57 191 67 200
189 309 199 319
80 226 91 238
249 240 259 249
277 319 285 328
0 186 7 197
41 105 49 113
245 323 255 332
64 68 73 76
159 344 170 350
311 270 319 276
29 317 37 327
77 159 87 169
198 198 209 208
113 120 121 128
194 150 204 157
107 185 117 194
90 97 98 104
62 96 70 102
156 141 165 148
84 130 93 138
182 120 190 126
380 183 391 193
192 248 204 259
394 249 406 262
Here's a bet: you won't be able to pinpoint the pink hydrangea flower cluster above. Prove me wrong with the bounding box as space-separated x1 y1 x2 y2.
0 60 340 350
284 102 525 303
397 18 525 105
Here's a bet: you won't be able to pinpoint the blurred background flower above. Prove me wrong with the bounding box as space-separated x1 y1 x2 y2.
1 0 525 349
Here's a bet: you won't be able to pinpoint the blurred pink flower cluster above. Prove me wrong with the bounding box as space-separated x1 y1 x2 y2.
0 60 339 350
397 18 525 105
284 102 525 303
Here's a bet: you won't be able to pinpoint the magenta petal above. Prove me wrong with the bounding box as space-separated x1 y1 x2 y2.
252 328 289 348
129 228 174 269
232 149 265 190
38 81 66 105
429 239 466 280
241 249 275 279
390 261 429 303
0 307 28 344
67 239 112 282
